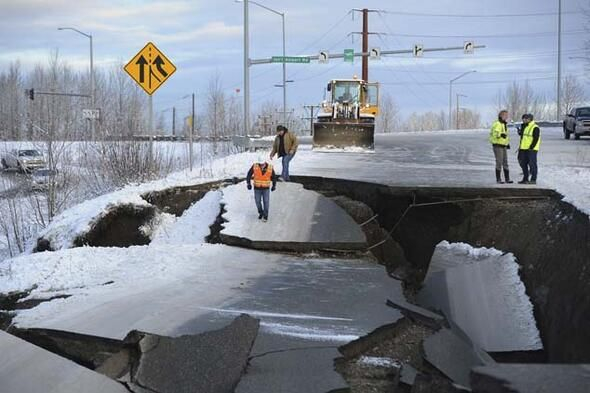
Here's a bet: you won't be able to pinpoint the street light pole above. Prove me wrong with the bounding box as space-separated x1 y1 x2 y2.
58 27 94 138
237 0 287 127
243 0 250 136
281 11 287 125
449 70 476 130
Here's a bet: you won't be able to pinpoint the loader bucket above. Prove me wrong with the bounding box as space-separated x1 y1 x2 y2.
313 122 375 150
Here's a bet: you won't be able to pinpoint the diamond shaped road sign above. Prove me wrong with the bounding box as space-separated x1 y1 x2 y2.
124 42 176 95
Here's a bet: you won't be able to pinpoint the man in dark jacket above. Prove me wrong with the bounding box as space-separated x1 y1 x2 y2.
270 125 299 181
246 155 277 222
518 113 541 185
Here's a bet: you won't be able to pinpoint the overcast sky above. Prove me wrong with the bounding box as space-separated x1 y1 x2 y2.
0 0 588 124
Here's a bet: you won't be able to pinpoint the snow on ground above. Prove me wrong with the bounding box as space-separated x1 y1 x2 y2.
540 166 590 215
35 151 263 251
1 244 282 336
151 190 222 245
357 356 400 368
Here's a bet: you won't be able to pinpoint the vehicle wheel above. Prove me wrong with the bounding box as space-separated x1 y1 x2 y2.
564 127 571 139
575 133 581 140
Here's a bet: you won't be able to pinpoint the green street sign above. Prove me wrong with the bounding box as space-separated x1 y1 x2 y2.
344 49 354 63
271 56 310 64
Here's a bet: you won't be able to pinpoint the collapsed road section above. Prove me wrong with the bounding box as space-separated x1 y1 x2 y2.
2 175 590 392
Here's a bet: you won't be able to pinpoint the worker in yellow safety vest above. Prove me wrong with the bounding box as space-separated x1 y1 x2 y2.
246 156 277 222
518 113 541 185
489 110 513 184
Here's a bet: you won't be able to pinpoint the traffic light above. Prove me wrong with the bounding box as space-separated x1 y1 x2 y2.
27 88 34 101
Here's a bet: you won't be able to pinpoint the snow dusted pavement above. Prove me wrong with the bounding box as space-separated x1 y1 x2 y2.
220 182 367 251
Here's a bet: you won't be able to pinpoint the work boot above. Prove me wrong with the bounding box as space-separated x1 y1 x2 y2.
529 180 537 185
258 213 263 220
503 169 514 184
496 170 504 184
262 216 268 222
518 179 529 184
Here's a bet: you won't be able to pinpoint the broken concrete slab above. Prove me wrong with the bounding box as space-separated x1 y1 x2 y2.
417 247 542 353
470 364 590 393
0 330 129 393
237 334 348 393
220 182 367 252
119 314 259 393
385 298 445 329
422 327 494 389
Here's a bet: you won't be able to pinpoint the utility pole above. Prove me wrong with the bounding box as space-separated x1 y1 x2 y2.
362 8 369 82
243 0 250 136
456 93 467 130
303 104 320 135
351 9 382 82
172 106 176 137
557 0 562 120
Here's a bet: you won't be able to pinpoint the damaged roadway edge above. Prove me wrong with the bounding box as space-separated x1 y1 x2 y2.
6 315 260 393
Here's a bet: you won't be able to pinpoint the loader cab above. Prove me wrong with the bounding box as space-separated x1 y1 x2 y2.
332 81 361 104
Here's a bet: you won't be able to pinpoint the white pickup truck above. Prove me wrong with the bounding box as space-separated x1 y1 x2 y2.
1 149 47 172
563 107 590 140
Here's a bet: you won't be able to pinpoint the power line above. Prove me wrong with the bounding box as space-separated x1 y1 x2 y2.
379 9 578 18
388 29 586 39
294 10 352 55
401 48 585 60
376 15 449 106
380 73 587 86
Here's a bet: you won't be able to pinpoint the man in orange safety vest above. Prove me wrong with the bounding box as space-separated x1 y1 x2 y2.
246 155 277 222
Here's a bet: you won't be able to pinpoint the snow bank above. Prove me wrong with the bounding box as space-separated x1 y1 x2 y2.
437 240 503 259
37 151 263 251
151 190 222 245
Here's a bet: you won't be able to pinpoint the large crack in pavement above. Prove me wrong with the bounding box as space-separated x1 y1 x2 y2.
7 315 260 393
3 176 590 392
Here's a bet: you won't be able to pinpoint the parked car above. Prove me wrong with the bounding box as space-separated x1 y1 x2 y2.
1 149 46 172
30 168 58 190
563 107 590 140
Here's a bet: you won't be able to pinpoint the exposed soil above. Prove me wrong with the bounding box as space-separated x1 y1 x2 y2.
142 179 230 216
294 175 590 364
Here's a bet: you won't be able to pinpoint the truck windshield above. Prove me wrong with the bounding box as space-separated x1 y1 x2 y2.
333 82 360 104
18 150 42 157
576 108 590 117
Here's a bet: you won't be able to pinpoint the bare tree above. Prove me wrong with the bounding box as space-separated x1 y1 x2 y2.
403 111 447 131
376 93 401 133
496 81 550 121
561 74 587 115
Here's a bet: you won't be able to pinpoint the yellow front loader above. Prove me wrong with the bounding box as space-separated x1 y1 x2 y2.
313 78 379 150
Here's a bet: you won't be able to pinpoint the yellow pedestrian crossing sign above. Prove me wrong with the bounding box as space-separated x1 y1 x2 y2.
124 42 176 95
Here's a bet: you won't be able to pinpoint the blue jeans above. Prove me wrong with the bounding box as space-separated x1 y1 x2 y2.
281 154 293 181
518 150 538 181
254 188 270 218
